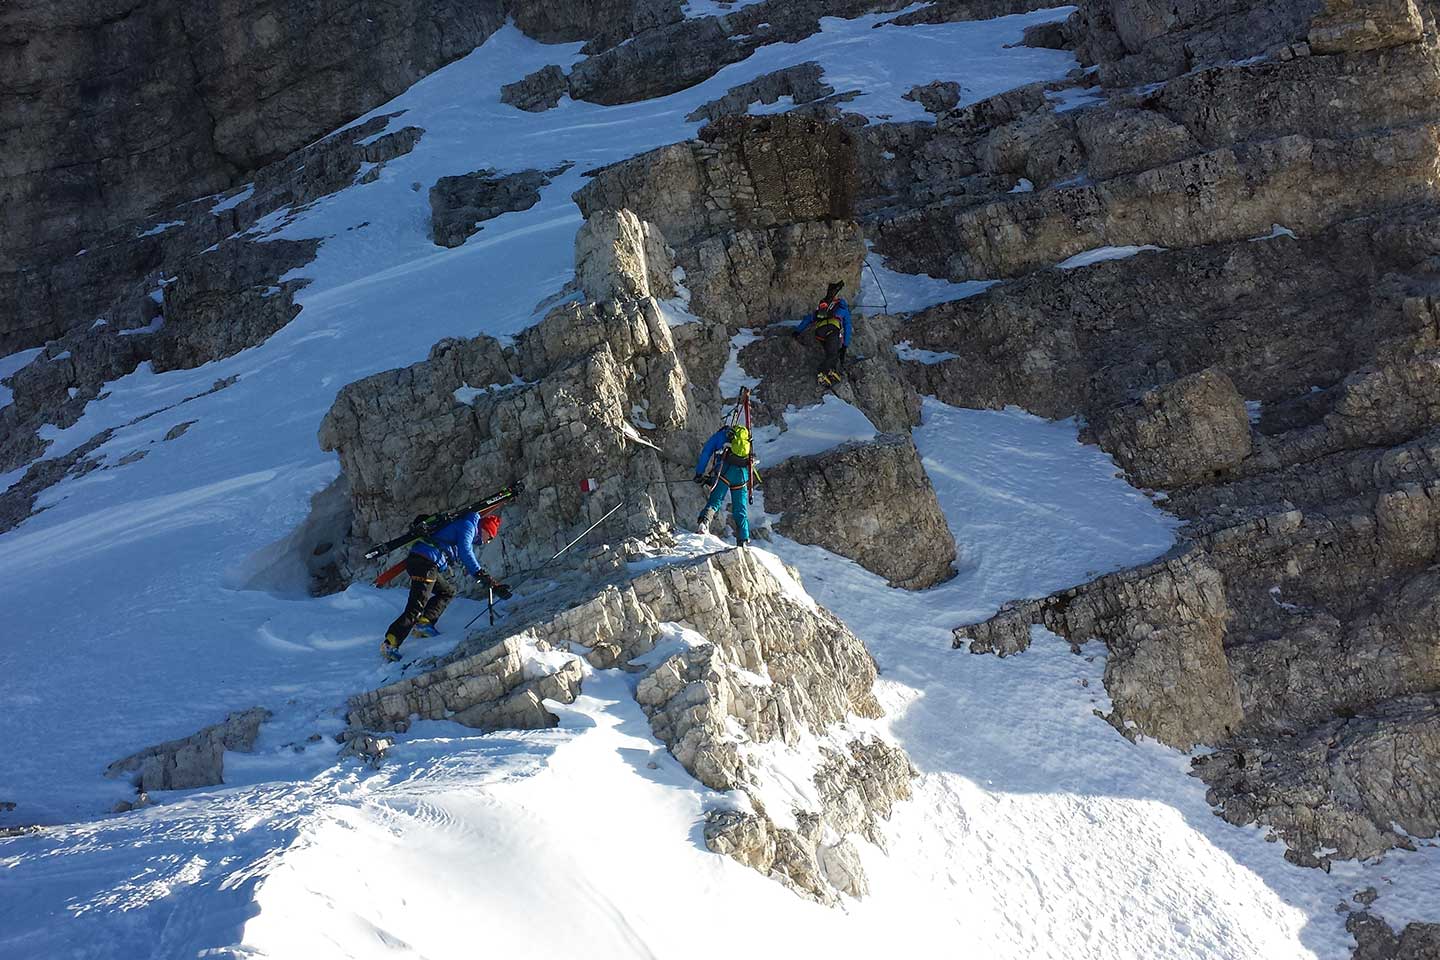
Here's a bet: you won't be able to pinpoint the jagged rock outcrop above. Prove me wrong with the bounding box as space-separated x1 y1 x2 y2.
1193 693 1440 868
1 0 504 350
421 545 916 901
685 63 840 124
573 209 677 303
501 65 570 112
575 114 863 331
736 318 922 434
104 708 270 794
151 238 319 372
0 113 424 492
762 434 956 589
429 166 567 248
348 636 584 732
317 290 708 583
1307 0 1424 53
1090 368 1254 488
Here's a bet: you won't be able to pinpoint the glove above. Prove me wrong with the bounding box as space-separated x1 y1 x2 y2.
477 571 513 600
693 474 709 486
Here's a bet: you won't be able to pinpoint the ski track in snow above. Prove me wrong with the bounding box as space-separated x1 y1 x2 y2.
4 9 1437 959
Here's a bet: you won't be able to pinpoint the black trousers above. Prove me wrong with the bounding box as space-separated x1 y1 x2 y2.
816 326 844 375
385 554 457 641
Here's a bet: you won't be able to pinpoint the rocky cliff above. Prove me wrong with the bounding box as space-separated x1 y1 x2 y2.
931 0 1440 932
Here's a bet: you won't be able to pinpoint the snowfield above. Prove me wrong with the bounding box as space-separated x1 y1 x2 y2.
3 8 1437 960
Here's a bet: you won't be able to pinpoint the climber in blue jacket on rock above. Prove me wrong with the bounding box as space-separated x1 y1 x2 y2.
694 424 760 547
791 281 852 387
382 511 508 661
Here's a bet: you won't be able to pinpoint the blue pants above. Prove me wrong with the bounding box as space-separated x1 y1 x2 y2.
704 464 750 542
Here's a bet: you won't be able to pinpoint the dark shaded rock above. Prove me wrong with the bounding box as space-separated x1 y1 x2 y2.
511 0 684 49
1349 912 1440 960
763 434 956 589
1193 693 1440 867
104 707 271 793
1091 368 1254 488
501 65 570 112
163 421 198 442
429 167 561 248
152 238 319 372
0 0 504 345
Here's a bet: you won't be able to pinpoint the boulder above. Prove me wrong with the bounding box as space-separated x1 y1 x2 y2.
763 434 956 589
1091 368 1254 488
105 707 271 793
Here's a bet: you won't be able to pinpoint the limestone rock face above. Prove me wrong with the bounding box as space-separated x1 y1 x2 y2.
152 239 320 373
318 293 708 583
1092 368 1254 488
1193 694 1440 868
347 636 584 733
429 167 563 248
105 708 270 794
1308 0 1424 53
960 551 1244 749
575 115 863 330
686 63 839 124
763 435 956 589
574 209 677 303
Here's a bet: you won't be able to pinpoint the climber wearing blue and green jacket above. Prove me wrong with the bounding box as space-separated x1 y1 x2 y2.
694 424 760 547
383 511 509 660
791 281 852 387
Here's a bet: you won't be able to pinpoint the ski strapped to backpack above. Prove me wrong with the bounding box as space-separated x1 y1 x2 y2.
362 481 524 561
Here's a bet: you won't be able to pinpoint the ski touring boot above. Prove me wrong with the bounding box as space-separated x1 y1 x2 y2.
410 618 439 639
381 635 403 662
696 507 716 533
824 370 843 386
817 371 831 387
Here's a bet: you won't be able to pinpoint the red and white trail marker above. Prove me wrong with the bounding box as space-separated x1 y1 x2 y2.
579 477 601 493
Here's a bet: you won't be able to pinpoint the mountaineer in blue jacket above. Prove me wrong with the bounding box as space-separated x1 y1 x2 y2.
791 281 852 387
694 424 760 546
382 511 509 661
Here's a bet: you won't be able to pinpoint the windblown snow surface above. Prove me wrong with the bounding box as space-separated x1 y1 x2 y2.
3 9 1437 959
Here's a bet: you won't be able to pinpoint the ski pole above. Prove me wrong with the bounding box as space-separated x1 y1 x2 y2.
463 497 630 631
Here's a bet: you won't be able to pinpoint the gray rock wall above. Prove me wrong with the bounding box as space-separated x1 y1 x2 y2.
0 0 507 349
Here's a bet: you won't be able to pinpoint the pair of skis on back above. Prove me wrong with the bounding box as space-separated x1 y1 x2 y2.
366 482 524 587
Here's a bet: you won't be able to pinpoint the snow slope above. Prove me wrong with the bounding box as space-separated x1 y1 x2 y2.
4 7 1437 959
